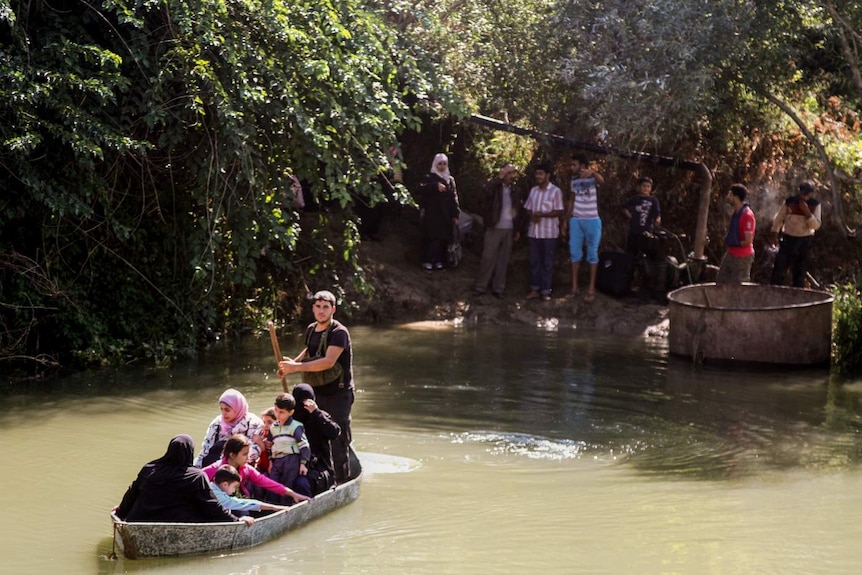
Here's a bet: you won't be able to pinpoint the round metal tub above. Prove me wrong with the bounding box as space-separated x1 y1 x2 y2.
667 283 834 365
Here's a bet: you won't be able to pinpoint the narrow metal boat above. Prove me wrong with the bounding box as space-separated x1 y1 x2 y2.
111 448 361 559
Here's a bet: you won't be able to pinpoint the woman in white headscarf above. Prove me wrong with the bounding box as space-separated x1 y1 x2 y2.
417 153 460 270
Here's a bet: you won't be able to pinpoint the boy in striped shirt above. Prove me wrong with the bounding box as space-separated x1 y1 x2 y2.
567 154 605 302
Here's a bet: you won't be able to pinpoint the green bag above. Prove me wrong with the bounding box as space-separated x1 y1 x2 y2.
302 323 344 388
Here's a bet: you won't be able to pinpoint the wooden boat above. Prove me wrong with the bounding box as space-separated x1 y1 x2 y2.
110 448 362 559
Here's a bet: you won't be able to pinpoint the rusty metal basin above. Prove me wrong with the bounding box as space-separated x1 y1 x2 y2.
667 283 834 365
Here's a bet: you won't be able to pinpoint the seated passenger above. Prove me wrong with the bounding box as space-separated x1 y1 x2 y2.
115 434 251 525
254 407 277 474
210 464 291 517
201 434 311 505
195 388 264 467
270 393 313 498
292 383 341 493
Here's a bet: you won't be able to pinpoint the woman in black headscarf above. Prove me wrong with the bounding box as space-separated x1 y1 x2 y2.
292 383 342 493
115 434 242 523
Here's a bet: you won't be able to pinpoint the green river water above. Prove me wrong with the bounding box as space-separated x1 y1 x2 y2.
2 323 861 575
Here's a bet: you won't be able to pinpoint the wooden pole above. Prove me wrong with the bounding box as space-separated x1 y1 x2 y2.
267 321 288 392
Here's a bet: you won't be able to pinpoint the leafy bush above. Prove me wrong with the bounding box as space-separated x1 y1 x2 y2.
832 279 862 376
0 0 454 371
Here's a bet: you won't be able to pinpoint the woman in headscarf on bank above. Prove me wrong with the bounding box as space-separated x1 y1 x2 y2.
417 153 460 271
195 388 265 467
115 434 248 524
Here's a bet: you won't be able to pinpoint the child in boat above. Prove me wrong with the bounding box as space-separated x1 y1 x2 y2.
270 393 313 497
202 434 312 505
211 464 291 517
254 407 277 474
195 388 265 467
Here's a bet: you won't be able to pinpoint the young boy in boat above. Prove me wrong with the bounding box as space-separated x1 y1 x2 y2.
269 393 314 497
254 407 277 474
211 464 291 517
202 434 311 505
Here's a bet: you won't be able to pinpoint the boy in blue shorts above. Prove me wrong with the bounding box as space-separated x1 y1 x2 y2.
567 154 605 302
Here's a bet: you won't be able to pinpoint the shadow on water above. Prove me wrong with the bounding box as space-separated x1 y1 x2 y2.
5 324 862 485
0 337 287 429
358 324 862 482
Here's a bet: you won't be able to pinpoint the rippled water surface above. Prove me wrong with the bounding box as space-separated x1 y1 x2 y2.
3 323 862 574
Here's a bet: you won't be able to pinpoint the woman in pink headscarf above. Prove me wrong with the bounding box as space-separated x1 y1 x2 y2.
194 388 264 467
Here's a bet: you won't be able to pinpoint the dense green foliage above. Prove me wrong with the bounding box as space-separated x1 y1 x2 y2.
0 0 458 370
3 0 862 374
832 281 862 376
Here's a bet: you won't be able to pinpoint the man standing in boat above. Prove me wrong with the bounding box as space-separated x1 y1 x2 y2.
277 290 354 483
717 184 756 284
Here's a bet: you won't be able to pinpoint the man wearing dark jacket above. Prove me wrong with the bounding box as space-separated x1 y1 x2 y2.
473 163 523 298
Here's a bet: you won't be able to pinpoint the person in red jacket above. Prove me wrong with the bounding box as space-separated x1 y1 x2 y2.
717 184 756 284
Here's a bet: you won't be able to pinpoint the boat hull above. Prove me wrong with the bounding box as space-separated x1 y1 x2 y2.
112 448 361 558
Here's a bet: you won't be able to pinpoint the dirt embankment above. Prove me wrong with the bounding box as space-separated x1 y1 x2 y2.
353 208 670 337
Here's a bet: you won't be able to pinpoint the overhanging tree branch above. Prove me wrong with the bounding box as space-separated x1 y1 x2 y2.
759 90 855 236
469 113 713 260
824 0 862 106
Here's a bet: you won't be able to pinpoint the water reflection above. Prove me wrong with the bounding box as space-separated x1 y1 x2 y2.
361 325 856 481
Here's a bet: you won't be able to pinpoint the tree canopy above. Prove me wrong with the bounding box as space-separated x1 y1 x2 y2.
0 0 457 369
2 0 862 374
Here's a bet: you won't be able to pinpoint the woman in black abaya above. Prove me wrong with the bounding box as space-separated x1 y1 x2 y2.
116 434 243 523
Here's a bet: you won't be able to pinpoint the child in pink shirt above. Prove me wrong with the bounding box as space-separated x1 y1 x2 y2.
202 434 311 505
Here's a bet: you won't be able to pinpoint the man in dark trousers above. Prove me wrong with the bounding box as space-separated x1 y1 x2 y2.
622 176 661 254
770 180 822 287
474 163 523 299
622 176 665 299
277 290 354 483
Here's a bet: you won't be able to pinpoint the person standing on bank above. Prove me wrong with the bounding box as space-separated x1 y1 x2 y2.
622 176 661 254
523 162 564 301
277 290 354 483
717 184 756 284
474 163 523 299
769 180 821 287
418 153 460 271
568 154 605 302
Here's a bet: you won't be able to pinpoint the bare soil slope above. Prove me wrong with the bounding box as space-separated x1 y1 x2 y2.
354 208 670 337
